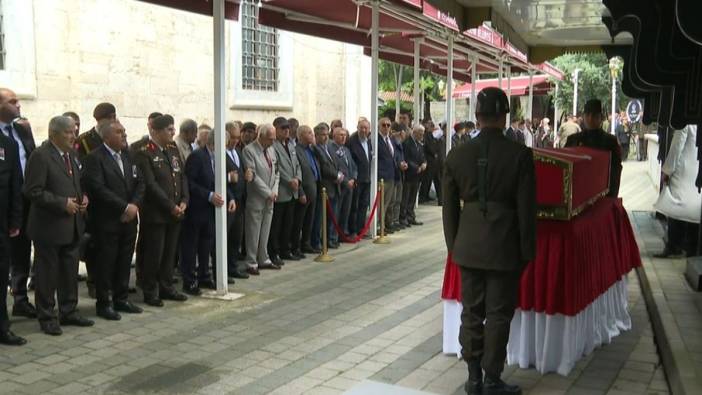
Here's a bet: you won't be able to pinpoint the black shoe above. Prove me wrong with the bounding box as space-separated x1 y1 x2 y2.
408 220 423 226
292 250 306 260
483 377 522 395
465 379 483 395
226 277 236 284
302 246 321 254
230 270 250 279
144 297 164 307
465 359 483 395
161 290 188 301
96 306 121 321
328 242 339 249
272 256 285 266
40 321 62 336
399 220 410 228
183 284 202 296
12 301 37 318
0 330 27 346
199 280 216 290
60 315 94 327
114 301 143 314
279 252 300 261
247 267 260 276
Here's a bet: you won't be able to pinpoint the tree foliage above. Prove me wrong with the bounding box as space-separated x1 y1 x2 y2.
378 60 444 120
549 53 629 116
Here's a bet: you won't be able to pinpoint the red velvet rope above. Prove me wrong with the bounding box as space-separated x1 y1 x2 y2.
326 191 381 243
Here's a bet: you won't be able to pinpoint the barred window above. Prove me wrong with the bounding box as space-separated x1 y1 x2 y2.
0 0 5 70
241 0 279 91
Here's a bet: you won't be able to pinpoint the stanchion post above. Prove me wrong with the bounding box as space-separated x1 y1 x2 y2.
315 187 335 262
374 179 390 244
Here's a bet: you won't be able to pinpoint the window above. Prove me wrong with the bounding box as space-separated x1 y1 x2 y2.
0 0 5 70
241 0 279 91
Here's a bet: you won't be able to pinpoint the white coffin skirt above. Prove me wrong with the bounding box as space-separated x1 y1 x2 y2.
441 276 632 375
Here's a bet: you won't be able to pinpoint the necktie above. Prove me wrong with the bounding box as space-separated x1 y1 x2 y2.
386 137 394 157
4 124 12 138
306 147 319 181
63 152 73 176
264 149 272 169
114 152 124 176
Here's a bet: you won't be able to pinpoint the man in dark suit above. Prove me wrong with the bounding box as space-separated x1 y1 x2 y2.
330 127 357 238
24 115 94 336
133 114 189 306
401 124 427 227
82 120 145 321
443 88 536 395
377 118 397 233
565 99 623 198
389 123 408 231
347 119 372 237
505 119 520 142
0 132 26 345
419 119 442 204
225 122 250 279
0 88 37 319
293 125 321 255
314 123 342 249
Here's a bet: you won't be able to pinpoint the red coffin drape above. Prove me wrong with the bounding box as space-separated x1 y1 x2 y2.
441 197 642 316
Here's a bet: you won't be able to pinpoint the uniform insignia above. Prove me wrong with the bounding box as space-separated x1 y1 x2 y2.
0 147 5 161
132 165 138 178
171 156 181 172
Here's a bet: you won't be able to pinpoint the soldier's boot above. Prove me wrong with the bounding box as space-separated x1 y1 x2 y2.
464 359 483 395
483 375 522 395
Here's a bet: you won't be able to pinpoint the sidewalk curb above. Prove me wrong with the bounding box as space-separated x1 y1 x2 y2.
636 258 702 395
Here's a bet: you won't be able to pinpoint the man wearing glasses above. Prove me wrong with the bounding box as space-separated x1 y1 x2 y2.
377 118 398 232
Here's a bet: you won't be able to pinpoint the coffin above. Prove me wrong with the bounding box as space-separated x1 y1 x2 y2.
534 147 611 220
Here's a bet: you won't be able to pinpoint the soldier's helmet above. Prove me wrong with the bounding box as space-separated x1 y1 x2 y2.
475 87 510 115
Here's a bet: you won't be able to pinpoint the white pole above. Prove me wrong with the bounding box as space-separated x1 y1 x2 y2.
413 39 421 124
528 70 534 121
611 73 616 135
370 0 379 238
213 0 228 294
554 82 559 136
506 65 512 126
573 69 580 116
498 58 503 89
470 54 478 123
446 35 454 154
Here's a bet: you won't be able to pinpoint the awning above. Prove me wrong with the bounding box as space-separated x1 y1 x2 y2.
137 0 240 20
453 75 552 98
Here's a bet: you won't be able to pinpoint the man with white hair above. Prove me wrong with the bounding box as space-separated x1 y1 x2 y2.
243 124 281 272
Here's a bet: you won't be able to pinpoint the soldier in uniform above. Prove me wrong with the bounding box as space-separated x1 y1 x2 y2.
133 114 189 306
443 87 536 395
565 99 623 198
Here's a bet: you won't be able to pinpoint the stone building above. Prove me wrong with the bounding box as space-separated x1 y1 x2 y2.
0 0 371 140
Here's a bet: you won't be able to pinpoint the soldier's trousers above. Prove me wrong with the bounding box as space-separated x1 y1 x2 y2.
459 266 520 378
139 222 181 298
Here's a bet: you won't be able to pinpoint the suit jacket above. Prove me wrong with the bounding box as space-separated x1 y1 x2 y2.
377 134 396 182
82 144 144 233
347 133 372 183
565 128 622 197
23 141 86 245
295 143 320 201
330 142 357 193
272 139 303 202
0 134 22 231
442 127 536 272
242 141 279 210
402 136 426 182
226 147 246 203
184 147 217 223
424 130 443 166
133 140 189 224
392 139 405 182
315 143 340 198
5 121 36 178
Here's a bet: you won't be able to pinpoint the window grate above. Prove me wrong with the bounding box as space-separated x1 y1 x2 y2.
241 0 278 91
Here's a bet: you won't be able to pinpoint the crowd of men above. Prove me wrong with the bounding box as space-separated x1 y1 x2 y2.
0 87 439 345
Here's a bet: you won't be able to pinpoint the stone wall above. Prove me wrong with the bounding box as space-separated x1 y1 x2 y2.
14 0 370 141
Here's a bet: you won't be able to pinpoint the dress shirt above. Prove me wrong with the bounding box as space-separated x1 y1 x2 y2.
1 121 28 174
360 137 370 161
227 148 240 168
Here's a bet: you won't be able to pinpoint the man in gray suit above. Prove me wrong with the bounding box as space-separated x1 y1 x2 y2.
330 127 357 238
268 117 304 265
24 116 94 336
243 124 280 272
443 87 536 395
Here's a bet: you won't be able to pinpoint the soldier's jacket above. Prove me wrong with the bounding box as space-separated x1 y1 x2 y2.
76 127 103 160
133 140 189 224
564 128 622 198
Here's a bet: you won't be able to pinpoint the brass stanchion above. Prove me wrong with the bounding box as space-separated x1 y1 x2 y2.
315 187 335 262
374 179 390 244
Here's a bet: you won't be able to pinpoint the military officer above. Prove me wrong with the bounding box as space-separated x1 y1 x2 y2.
565 99 623 198
133 114 189 306
443 87 536 395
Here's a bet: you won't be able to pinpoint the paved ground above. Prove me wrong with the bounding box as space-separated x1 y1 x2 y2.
0 160 674 394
